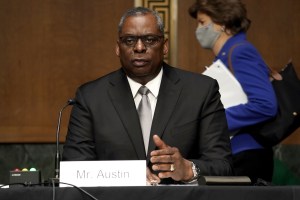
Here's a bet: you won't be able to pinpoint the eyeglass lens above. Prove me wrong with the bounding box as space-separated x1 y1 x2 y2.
119 35 164 47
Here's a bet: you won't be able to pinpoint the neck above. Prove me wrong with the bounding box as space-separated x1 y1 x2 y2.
212 32 232 56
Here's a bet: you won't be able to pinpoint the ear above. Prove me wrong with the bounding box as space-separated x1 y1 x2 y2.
163 38 169 55
115 43 120 57
221 26 225 32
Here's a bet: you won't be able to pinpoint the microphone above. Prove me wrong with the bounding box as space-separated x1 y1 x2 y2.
54 98 76 183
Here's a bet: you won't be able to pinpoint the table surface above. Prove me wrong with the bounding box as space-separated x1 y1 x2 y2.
0 185 300 200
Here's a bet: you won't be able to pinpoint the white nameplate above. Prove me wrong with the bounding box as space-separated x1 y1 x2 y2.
60 160 146 187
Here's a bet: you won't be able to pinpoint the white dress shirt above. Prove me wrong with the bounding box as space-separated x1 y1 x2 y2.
127 68 163 118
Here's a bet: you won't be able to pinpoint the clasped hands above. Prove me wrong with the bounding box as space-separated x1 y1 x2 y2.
147 135 194 185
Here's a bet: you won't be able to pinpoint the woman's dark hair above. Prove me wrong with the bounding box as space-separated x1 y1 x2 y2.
188 0 251 34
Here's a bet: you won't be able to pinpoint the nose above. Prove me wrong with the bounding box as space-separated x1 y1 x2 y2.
133 38 146 52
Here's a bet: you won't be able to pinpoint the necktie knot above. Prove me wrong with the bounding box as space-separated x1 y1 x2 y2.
138 86 150 96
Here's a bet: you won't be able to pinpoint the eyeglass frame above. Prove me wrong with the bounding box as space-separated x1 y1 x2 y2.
118 34 165 48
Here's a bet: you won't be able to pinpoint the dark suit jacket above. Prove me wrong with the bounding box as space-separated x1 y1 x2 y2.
62 62 233 178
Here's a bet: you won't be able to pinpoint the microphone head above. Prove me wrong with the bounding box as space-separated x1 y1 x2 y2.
67 99 76 105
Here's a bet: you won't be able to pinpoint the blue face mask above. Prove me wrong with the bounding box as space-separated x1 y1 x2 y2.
195 23 221 49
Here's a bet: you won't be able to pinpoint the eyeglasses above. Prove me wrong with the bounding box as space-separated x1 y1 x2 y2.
119 35 164 47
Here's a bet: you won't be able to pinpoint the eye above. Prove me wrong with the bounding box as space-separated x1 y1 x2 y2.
124 37 136 45
198 20 205 27
144 36 157 45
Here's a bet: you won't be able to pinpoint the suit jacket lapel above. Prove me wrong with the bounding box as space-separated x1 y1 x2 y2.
107 69 146 160
106 66 182 162
147 64 182 160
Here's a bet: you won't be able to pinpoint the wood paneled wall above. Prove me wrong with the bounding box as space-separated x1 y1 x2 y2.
0 0 299 143
0 0 134 142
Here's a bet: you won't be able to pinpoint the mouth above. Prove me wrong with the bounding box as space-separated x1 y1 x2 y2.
132 59 149 67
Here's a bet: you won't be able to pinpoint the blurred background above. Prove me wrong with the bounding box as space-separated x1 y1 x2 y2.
0 0 299 185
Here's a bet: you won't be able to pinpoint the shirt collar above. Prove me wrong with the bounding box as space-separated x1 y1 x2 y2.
127 67 163 98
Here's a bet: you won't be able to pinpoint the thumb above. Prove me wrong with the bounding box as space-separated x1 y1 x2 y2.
153 135 168 149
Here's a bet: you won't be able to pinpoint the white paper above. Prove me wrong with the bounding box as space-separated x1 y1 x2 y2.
202 59 248 108
60 160 146 187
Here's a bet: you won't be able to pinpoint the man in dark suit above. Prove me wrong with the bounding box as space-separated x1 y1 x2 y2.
62 7 232 184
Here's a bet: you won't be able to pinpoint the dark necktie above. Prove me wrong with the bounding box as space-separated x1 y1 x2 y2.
137 86 152 154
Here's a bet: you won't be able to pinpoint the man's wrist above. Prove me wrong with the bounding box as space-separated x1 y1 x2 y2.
183 161 200 183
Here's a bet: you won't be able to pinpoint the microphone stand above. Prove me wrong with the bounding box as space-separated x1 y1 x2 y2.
53 99 75 186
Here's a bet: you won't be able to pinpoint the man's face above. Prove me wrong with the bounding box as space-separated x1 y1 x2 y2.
116 13 168 85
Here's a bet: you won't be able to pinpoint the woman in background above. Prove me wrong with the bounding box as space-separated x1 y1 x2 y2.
188 0 277 184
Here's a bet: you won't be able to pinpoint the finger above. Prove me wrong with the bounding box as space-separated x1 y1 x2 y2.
150 154 173 163
151 145 178 158
153 135 168 149
158 171 174 179
152 163 175 172
146 167 161 185
149 175 160 185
